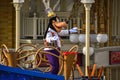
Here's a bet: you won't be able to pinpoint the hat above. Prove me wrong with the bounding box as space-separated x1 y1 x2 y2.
42 0 56 18
45 8 56 18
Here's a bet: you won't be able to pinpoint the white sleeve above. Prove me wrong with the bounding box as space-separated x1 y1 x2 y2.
58 30 69 36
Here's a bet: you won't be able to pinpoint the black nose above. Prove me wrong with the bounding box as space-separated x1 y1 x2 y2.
65 21 69 24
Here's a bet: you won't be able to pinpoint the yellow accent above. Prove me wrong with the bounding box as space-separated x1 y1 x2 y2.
48 12 56 17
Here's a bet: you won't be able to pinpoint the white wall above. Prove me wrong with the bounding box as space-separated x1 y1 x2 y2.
94 50 109 68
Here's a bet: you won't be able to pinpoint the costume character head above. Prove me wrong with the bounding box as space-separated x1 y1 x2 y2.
44 16 67 38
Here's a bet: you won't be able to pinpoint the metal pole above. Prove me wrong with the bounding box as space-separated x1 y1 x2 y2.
84 3 92 76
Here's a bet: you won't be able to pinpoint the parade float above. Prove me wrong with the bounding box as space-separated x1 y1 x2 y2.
0 44 79 80
0 44 104 80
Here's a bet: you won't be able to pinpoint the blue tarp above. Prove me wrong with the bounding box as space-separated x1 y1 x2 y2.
0 65 64 80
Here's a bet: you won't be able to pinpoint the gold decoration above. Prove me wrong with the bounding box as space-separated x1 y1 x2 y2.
47 12 56 18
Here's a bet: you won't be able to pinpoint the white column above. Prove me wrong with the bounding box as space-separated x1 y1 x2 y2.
84 3 92 76
33 13 37 39
13 3 23 50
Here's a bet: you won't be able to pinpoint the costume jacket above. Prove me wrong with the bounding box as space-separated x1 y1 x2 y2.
44 28 69 50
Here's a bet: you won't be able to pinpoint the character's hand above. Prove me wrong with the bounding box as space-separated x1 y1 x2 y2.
69 27 78 33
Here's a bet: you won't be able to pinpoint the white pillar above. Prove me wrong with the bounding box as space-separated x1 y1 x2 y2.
84 3 92 76
13 3 23 50
33 13 37 39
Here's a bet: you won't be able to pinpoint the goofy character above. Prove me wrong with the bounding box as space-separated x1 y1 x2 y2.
44 16 77 74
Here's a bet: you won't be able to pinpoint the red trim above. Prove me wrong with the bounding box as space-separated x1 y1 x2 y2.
63 51 77 56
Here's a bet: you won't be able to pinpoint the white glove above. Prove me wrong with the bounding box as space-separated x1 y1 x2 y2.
69 27 78 33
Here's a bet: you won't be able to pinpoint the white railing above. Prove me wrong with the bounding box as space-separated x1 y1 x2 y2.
21 15 120 46
21 15 81 39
